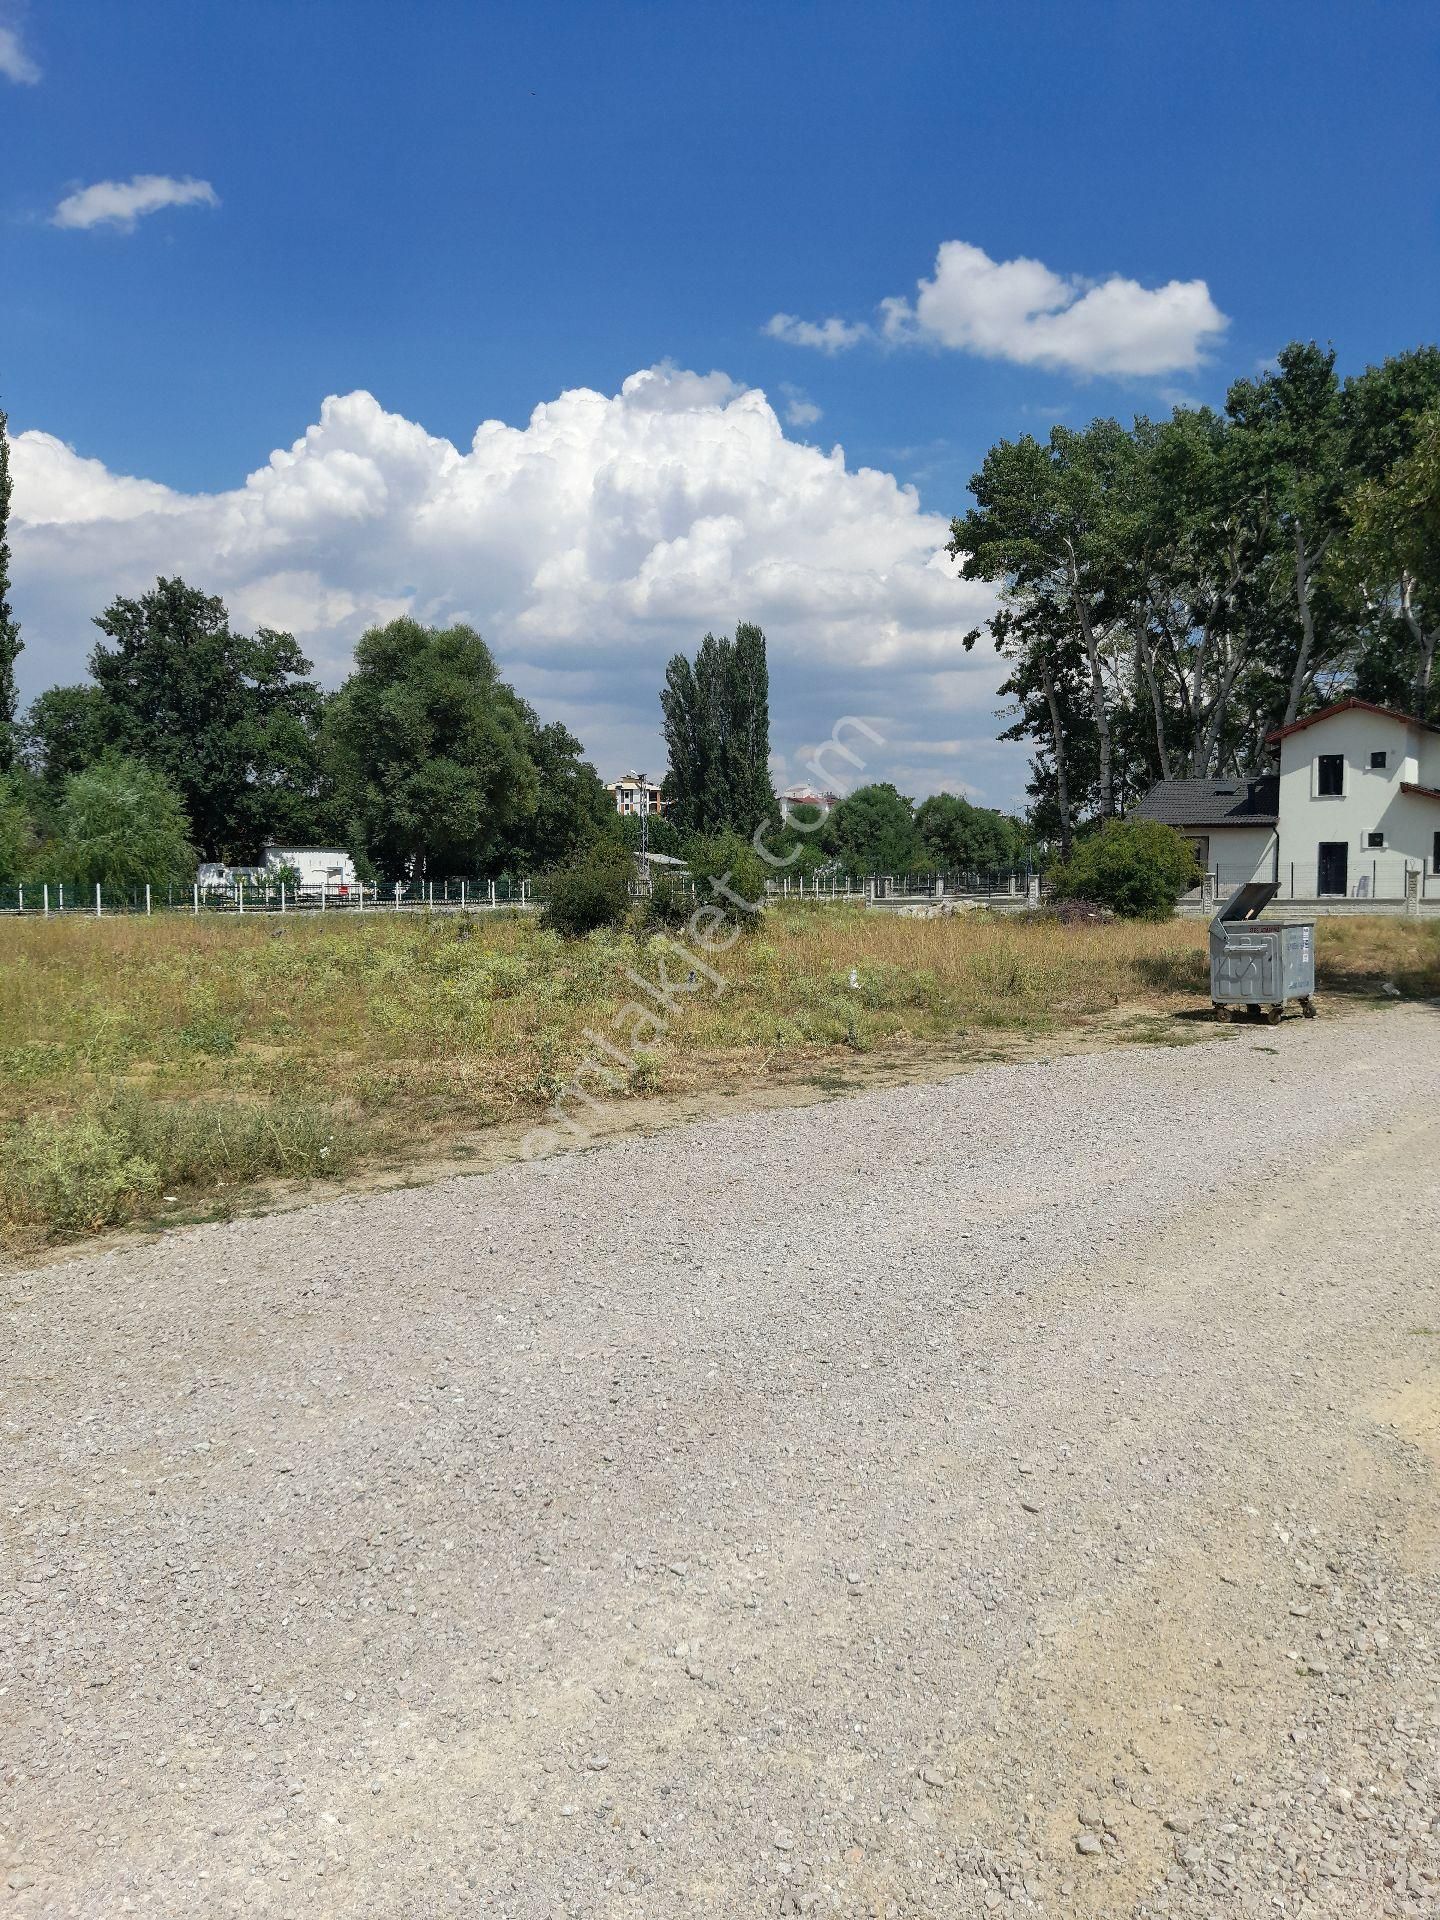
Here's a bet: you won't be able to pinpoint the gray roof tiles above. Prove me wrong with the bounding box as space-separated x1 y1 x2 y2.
1133 775 1279 828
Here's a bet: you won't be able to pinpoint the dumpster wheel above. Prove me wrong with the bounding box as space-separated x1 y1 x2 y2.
1265 1004 1283 1025
1301 996 1318 1020
1213 1003 1233 1023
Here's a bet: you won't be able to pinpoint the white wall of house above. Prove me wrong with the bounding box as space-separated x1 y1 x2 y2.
1195 825 1278 886
263 846 358 888
1275 708 1440 894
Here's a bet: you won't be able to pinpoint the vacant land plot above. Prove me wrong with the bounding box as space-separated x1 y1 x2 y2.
1 906 1436 1249
4 1007 1438 1916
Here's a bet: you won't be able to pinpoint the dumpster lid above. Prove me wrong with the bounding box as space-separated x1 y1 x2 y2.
1214 880 1280 924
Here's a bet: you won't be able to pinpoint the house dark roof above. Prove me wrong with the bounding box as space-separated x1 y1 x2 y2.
1401 781 1440 802
1133 775 1279 829
1266 696 1440 744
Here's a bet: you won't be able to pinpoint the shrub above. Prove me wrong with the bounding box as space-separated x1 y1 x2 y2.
645 870 693 931
1 1111 161 1236
51 756 197 892
683 830 769 928
1048 819 1200 921
542 852 633 938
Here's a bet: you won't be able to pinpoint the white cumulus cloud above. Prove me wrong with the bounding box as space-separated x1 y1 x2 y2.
763 312 871 355
52 174 220 233
6 365 1025 804
774 239 1229 378
0 21 39 83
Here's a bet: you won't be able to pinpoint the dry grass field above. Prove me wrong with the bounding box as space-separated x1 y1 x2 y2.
2 904 1435 1250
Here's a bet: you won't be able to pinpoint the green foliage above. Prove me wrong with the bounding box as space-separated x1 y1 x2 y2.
542 844 634 938
821 783 921 874
2 1109 160 1235
645 870 693 930
0 773 35 886
52 755 197 891
683 829 769 916
915 792 1024 871
949 340 1440 838
617 808 684 857
659 622 775 834
0 1090 356 1239
1048 819 1199 921
324 617 538 880
514 716 615 871
21 684 112 798
88 577 324 859
0 409 21 773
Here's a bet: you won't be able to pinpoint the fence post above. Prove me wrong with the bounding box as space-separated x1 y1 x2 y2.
43 883 49 917
93 882 101 917
461 879 467 909
321 881 326 912
358 880 364 912
238 879 245 915
193 883 199 915
145 882 152 917
280 881 286 914
16 885 21 912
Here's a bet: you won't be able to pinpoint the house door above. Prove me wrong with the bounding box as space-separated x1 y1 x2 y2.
1318 841 1349 896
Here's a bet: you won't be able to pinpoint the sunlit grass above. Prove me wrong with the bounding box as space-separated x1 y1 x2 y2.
2 904 1434 1248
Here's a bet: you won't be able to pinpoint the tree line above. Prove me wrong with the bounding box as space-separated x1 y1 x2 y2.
0 404 1027 893
0 574 618 890
952 340 1440 848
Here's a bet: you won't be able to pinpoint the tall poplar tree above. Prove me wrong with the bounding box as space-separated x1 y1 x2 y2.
0 409 22 773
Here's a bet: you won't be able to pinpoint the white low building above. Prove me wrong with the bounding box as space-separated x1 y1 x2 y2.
1135 698 1440 899
262 845 358 891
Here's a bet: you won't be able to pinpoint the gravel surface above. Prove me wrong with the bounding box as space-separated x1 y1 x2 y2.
4 1006 1439 1918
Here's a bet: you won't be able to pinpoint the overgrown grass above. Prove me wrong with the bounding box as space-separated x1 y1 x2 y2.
2 905 1434 1249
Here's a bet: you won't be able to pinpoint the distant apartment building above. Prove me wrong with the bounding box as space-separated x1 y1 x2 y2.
607 771 665 816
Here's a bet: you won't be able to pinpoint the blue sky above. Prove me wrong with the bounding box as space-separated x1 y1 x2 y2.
3 0 1439 806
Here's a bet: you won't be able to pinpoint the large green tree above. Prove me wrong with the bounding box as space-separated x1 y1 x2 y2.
52 756 196 891
1338 407 1440 717
821 782 920 874
323 617 539 879
89 577 323 859
659 622 775 834
513 712 616 872
0 410 22 773
914 792 1024 872
21 684 113 799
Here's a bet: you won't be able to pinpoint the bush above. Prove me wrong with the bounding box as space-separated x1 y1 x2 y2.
683 830 769 925
541 852 633 938
51 755 196 891
1048 819 1200 921
645 870 693 930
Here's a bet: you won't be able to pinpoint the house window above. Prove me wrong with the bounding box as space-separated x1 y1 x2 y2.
1370 749 1388 770
1317 753 1345 797
1367 831 1385 849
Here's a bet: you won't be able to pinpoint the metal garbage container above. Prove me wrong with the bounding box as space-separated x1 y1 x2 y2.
1209 880 1317 1025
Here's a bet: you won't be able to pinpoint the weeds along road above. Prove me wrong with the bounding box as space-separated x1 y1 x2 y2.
4 1006 1439 1919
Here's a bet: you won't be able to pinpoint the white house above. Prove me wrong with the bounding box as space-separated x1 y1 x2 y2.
606 771 664 817
262 845 358 891
1135 698 1440 898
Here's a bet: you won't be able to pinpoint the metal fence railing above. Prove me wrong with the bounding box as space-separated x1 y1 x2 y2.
1194 858 1437 903
0 877 536 917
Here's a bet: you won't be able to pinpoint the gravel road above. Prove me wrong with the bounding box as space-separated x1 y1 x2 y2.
4 1007 1439 1919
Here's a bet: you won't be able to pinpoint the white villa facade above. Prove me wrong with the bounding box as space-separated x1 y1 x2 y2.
1135 699 1440 899
606 771 665 817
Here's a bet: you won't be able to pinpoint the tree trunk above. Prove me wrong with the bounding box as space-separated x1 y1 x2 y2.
1065 542 1113 818
1136 616 1171 781
1038 652 1073 856
1399 570 1438 719
1282 520 1319 727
